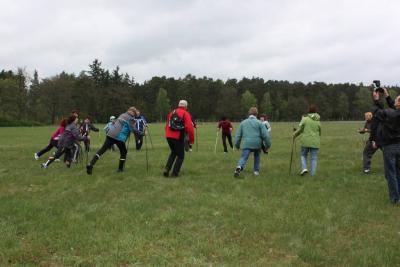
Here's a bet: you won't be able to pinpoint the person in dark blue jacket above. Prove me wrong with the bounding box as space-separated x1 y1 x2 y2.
86 107 138 174
134 110 148 150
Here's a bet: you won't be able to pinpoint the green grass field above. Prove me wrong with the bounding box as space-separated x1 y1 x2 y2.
1 122 400 266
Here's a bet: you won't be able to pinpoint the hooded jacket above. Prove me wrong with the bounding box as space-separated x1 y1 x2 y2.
234 115 271 150
107 112 137 142
293 113 321 148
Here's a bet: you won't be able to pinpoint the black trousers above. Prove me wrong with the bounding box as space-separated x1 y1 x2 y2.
45 146 74 167
363 140 378 170
37 139 58 157
83 138 91 152
89 136 127 170
222 133 233 152
134 132 144 150
165 137 185 175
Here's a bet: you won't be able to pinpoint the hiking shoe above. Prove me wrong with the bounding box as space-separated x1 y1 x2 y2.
234 167 241 178
34 153 39 160
363 169 370 174
254 171 260 176
86 165 93 175
300 169 308 176
40 163 47 169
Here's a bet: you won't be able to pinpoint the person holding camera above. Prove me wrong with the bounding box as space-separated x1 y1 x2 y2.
373 80 395 109
358 112 378 174
163 100 195 178
293 105 321 176
370 90 400 204
233 107 271 177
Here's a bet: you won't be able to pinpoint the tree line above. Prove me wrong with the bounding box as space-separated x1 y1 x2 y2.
1 59 398 125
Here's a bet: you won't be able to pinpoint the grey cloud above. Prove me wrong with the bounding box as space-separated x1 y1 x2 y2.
0 0 399 85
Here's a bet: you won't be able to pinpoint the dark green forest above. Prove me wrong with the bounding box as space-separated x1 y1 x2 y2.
1 59 398 125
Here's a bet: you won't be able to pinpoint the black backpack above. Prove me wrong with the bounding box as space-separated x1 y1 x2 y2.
169 110 185 131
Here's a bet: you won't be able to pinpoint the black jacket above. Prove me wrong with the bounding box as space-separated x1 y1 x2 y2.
370 100 400 147
80 122 99 136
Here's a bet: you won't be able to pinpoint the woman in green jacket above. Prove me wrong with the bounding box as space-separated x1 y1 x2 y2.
293 105 321 176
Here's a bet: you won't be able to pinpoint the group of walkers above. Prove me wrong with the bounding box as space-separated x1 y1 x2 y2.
33 86 400 205
34 99 321 179
35 107 150 173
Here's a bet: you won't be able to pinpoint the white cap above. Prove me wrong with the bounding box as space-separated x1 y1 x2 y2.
110 115 116 121
178 100 188 107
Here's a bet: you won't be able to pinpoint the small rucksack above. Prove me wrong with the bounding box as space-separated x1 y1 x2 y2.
169 110 185 131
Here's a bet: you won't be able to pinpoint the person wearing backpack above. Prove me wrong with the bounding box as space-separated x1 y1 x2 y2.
163 100 195 177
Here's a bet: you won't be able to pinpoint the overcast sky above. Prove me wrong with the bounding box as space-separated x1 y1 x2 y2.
1 0 399 85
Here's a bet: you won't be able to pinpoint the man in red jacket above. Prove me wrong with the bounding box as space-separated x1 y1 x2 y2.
164 100 195 177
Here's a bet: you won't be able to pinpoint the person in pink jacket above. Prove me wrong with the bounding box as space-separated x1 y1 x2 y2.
34 118 67 160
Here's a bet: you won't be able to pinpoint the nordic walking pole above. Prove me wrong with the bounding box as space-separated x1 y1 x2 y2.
146 126 154 149
214 131 219 154
144 134 149 172
195 126 198 151
289 124 297 175
126 134 131 152
289 137 295 175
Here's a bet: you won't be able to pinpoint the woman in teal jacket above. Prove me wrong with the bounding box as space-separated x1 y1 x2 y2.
293 105 321 176
234 107 271 177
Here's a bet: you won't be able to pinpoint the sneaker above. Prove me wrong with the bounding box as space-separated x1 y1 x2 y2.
234 166 241 178
34 153 39 160
300 169 308 176
86 165 93 175
54 158 61 162
254 171 260 176
363 169 370 174
40 163 47 169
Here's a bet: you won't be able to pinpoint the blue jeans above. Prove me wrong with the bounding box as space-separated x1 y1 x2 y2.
301 146 319 176
382 143 400 203
237 149 260 172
